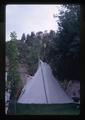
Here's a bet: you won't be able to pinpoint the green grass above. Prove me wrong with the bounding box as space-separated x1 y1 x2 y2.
7 102 80 115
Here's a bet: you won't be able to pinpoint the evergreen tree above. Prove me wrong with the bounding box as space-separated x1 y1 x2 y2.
10 31 17 41
47 5 80 81
7 32 20 100
21 33 26 43
31 32 35 39
25 34 32 46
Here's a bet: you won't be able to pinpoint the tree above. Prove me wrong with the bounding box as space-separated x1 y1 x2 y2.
49 30 56 40
26 34 30 41
31 32 35 39
25 34 32 46
10 31 17 41
21 33 26 43
36 31 43 39
7 32 21 100
47 5 80 81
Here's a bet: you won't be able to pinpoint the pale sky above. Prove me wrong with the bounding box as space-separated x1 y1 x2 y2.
6 5 61 41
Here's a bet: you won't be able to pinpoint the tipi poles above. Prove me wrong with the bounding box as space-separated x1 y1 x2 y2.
40 61 48 103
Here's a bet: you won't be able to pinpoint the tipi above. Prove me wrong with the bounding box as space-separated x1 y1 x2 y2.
18 60 73 104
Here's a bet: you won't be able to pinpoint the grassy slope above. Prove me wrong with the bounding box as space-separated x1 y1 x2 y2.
8 103 80 115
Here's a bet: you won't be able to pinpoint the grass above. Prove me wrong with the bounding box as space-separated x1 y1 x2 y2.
7 102 80 115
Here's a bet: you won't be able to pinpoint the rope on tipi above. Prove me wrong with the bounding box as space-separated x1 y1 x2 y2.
40 60 48 103
38 39 48 103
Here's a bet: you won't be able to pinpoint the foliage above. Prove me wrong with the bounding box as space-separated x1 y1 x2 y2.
6 31 21 100
26 37 39 75
10 31 17 40
21 33 26 43
46 5 80 81
6 5 80 83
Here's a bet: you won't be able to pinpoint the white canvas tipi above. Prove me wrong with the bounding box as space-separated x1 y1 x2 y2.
18 60 73 104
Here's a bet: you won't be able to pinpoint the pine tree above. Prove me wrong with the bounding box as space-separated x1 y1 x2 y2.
21 33 26 43
7 31 20 100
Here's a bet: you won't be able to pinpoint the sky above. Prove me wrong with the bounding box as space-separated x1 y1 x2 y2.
6 5 61 41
